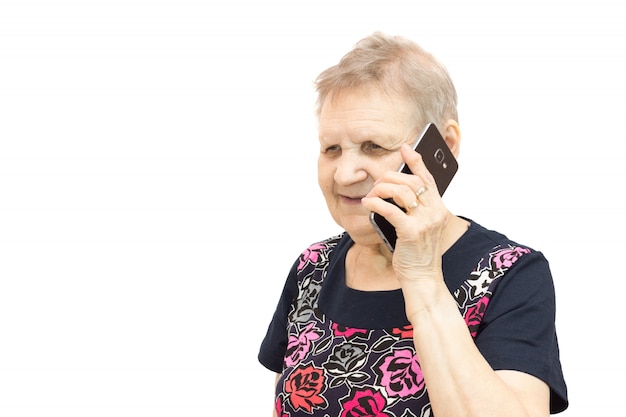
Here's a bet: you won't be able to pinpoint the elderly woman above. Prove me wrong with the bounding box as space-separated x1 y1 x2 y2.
258 32 568 417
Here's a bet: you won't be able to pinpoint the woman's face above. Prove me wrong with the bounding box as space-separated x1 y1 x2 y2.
317 86 419 245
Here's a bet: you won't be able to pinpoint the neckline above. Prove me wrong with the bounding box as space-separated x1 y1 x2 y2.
316 219 478 329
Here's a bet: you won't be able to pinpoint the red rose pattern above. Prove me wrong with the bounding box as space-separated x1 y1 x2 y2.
340 387 392 417
284 363 328 413
275 238 530 416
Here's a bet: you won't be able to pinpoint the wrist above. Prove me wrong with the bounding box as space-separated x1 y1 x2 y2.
401 280 457 325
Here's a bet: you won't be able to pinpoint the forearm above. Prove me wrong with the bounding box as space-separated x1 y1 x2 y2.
272 373 280 417
405 281 535 417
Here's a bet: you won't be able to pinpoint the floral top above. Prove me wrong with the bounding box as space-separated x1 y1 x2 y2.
259 220 568 416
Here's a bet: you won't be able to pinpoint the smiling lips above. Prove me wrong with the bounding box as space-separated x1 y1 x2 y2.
340 195 365 205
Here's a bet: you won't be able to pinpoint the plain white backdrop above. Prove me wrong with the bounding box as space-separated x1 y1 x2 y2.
1 0 623 415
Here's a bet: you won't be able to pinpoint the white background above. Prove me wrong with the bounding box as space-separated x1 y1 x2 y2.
1 0 623 415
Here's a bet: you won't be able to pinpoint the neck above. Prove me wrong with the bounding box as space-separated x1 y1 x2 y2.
345 214 469 290
376 213 468 260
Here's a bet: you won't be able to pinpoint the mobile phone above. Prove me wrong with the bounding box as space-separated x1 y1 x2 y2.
369 123 458 252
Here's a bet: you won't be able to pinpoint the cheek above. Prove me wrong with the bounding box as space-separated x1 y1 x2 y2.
377 154 404 177
317 160 334 189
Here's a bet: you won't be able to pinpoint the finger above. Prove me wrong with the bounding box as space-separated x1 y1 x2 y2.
400 144 438 190
411 185 432 209
366 181 424 213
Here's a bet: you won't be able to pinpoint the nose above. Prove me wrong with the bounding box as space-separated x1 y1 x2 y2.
334 152 368 186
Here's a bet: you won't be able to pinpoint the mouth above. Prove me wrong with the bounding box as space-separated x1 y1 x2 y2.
340 195 365 205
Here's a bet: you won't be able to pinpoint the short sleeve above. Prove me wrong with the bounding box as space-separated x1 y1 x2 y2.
257 259 300 373
474 251 568 413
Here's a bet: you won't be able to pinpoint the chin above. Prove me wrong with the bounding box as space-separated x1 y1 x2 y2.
351 232 383 247
340 218 379 244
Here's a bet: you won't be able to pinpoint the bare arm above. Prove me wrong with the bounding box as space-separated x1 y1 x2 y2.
404 279 549 417
271 373 280 417
363 144 551 417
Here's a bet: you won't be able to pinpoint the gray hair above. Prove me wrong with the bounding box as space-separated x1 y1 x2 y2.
314 32 458 132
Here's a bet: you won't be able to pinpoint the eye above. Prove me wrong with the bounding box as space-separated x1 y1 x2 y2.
362 141 387 154
322 144 341 155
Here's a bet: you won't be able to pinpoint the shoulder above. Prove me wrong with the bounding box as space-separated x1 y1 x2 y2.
444 218 549 290
293 233 347 271
299 233 345 257
457 219 556 314
464 219 551 282
452 218 544 263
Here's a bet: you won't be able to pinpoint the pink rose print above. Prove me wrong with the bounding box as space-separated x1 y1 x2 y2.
464 296 490 337
340 387 392 417
285 363 328 413
298 243 326 270
285 323 323 367
492 247 531 269
375 348 425 399
332 323 370 339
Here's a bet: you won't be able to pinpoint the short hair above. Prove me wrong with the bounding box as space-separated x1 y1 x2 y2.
314 32 458 132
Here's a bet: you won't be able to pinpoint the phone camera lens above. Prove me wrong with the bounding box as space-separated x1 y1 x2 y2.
434 148 445 163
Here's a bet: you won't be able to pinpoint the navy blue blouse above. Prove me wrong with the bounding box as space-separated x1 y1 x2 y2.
259 219 568 416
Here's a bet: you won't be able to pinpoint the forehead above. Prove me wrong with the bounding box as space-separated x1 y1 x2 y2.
318 86 417 141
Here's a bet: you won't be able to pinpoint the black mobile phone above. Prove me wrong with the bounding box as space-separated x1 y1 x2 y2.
369 123 458 252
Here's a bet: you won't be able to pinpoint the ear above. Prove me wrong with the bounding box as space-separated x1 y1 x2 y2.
442 120 461 158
